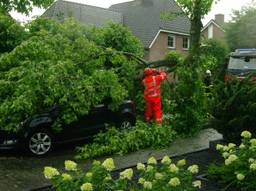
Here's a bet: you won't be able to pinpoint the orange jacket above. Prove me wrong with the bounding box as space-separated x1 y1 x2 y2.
142 71 167 102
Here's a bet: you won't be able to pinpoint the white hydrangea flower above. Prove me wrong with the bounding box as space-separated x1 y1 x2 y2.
248 158 255 163
147 156 157 165
168 177 180 187
225 159 232 166
236 173 245 181
143 181 152 189
155 173 163 180
169 164 179 173
216 144 224 151
223 145 229 151
222 152 230 159
138 178 146 184
250 139 256 146
161 155 172 165
228 143 236 149
44 166 60 179
102 158 115 171
250 163 256 170
225 154 238 165
177 159 186 167
80 183 93 191
120 168 133 180
241 131 252 139
192 180 202 188
137 163 145 171
146 165 154 172
239 143 246 149
65 160 77 171
187 165 199 174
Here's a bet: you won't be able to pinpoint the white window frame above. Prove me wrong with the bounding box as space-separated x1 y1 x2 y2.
168 34 176 49
182 37 190 50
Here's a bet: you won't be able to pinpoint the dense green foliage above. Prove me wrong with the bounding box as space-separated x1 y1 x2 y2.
209 131 256 191
210 78 256 142
0 18 144 132
44 156 201 191
76 121 176 160
171 63 207 135
0 0 54 14
225 5 256 51
0 12 26 54
200 39 229 80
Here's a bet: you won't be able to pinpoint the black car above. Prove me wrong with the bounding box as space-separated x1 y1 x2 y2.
0 100 136 156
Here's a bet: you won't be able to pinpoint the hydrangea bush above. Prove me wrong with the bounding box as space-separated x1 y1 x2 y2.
208 130 256 190
44 156 201 191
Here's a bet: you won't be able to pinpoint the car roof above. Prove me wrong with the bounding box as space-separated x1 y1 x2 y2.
230 49 256 57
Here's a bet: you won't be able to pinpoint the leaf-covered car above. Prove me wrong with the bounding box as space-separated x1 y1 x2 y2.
0 100 136 156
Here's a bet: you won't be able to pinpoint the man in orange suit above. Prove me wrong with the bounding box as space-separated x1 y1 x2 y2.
142 67 167 124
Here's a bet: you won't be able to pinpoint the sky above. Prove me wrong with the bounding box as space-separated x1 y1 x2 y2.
10 0 255 25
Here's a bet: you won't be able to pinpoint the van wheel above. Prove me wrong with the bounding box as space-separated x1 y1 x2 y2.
26 129 53 156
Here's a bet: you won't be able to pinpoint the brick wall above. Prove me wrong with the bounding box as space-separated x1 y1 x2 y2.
202 23 225 40
147 32 189 62
213 25 225 40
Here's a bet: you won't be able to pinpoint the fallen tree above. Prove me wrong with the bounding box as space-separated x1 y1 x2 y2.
0 18 144 132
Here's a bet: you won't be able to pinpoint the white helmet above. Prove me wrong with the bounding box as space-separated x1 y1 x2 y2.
206 70 211 75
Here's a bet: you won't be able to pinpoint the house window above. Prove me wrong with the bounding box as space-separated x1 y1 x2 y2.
182 37 189 49
168 34 175 48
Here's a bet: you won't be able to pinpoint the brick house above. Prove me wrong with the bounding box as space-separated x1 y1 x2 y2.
43 0 191 62
201 14 225 41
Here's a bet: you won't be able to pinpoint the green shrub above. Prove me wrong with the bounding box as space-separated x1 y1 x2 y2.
75 121 176 160
210 77 256 142
208 130 256 191
44 156 201 191
171 65 207 135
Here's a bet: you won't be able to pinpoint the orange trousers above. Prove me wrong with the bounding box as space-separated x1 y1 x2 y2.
145 100 162 124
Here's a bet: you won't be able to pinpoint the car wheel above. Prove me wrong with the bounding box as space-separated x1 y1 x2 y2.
26 129 53 156
118 116 135 130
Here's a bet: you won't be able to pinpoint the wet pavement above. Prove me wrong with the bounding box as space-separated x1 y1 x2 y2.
0 128 224 191
0 142 88 191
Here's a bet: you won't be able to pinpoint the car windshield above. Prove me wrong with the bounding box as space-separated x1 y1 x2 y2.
228 57 256 70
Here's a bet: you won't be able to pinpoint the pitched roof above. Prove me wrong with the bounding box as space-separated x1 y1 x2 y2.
43 0 190 48
43 0 123 27
109 0 190 48
202 19 225 32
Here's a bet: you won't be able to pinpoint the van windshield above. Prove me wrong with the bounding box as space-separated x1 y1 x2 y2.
228 57 256 70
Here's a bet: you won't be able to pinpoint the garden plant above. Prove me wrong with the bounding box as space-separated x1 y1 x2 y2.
44 156 201 191
209 130 256 191
210 77 256 142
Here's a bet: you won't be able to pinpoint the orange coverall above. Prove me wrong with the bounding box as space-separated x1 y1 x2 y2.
142 70 167 124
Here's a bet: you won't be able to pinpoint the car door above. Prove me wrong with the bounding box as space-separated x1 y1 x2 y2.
60 103 109 141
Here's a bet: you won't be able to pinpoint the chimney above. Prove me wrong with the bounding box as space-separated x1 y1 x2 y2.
215 14 224 26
